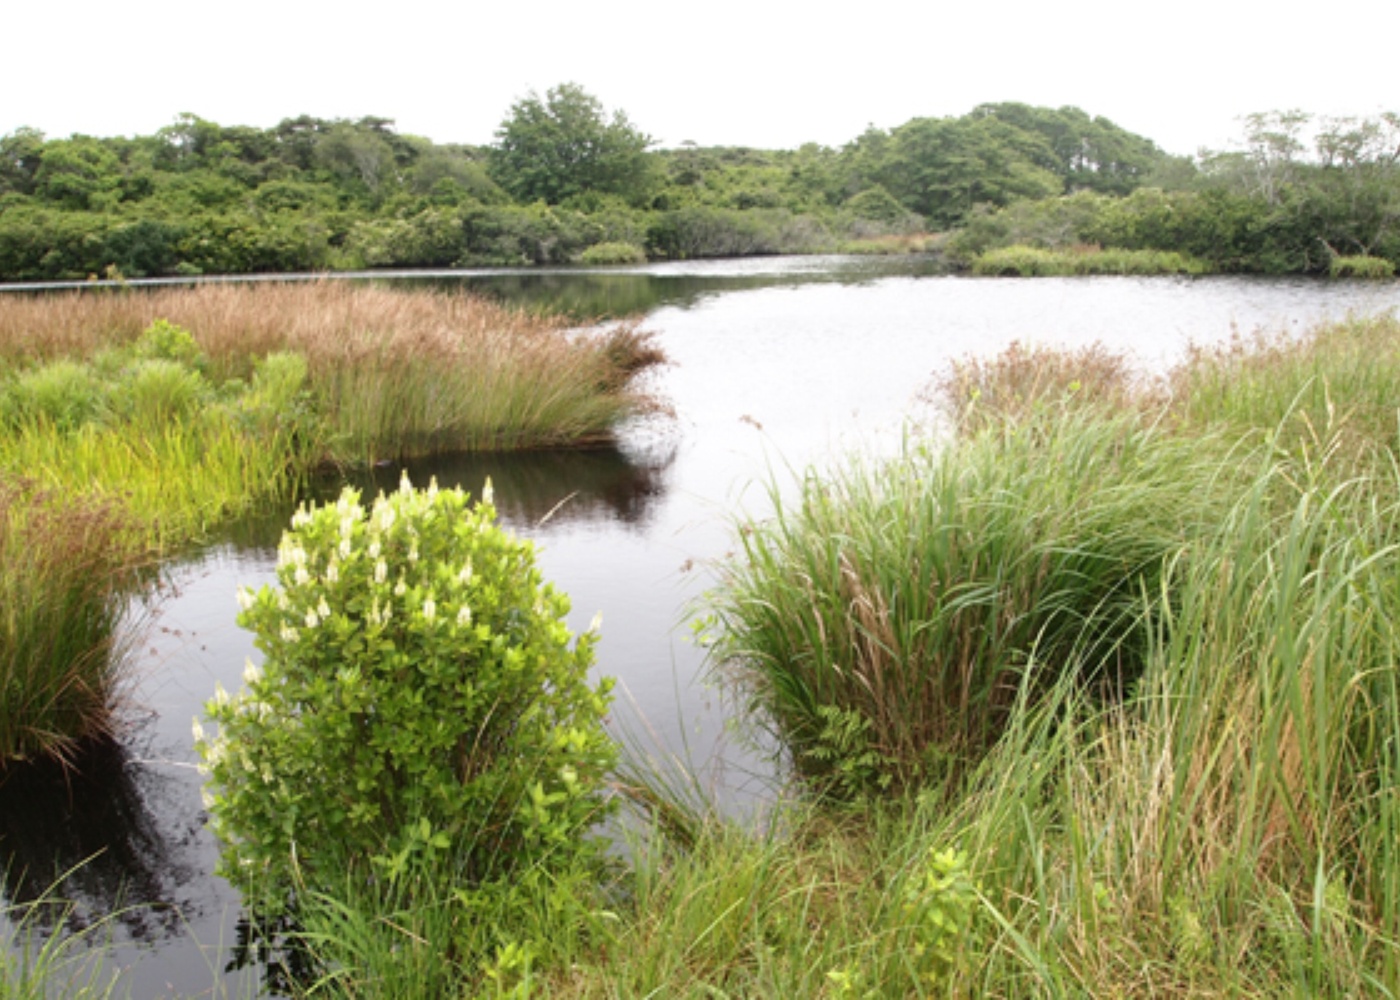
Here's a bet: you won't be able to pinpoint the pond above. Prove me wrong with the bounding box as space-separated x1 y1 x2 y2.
5 257 1400 995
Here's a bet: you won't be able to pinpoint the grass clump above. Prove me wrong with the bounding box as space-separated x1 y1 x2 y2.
0 482 140 766
706 404 1226 795
971 243 1208 276
0 282 664 463
1328 253 1395 279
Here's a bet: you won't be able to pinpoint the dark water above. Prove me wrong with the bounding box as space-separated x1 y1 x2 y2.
4 258 1400 996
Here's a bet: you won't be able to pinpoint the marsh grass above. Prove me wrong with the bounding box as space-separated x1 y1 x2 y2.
1329 254 1396 279
0 282 660 767
930 338 1142 432
838 233 940 255
0 282 663 462
971 244 1208 277
1 890 125 999
0 481 142 765
672 312 1400 995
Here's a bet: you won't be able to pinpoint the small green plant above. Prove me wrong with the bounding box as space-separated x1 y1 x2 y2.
133 318 204 368
801 705 895 800
197 475 618 926
900 846 979 986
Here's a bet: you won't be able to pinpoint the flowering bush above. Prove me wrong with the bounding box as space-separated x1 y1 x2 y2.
196 475 617 915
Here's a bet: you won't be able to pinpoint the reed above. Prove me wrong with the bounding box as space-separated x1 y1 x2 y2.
0 480 140 766
706 405 1229 794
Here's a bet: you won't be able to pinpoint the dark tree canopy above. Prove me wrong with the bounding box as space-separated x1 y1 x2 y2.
489 83 655 206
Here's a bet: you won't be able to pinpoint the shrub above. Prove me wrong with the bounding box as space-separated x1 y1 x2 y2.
0 360 107 432
578 241 647 265
197 476 618 923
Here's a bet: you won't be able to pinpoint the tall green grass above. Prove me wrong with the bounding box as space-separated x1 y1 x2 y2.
0 482 140 765
707 407 1231 794
971 244 1209 277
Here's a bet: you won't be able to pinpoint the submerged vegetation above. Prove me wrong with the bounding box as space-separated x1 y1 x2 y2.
0 282 661 766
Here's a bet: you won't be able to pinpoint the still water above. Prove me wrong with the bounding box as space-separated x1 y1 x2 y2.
5 257 1400 995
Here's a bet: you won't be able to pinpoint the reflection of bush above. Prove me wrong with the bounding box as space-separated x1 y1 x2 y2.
336 440 678 531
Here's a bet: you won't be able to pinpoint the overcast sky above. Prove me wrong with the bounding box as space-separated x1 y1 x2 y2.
6 0 1397 157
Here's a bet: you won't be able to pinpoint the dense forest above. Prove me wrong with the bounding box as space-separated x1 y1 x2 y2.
0 86 1396 280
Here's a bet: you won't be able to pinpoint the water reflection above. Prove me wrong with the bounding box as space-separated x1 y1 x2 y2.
315 441 677 532
378 255 949 318
0 737 194 942
0 254 951 321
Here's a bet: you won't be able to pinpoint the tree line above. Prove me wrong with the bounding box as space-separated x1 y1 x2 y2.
0 86 1394 281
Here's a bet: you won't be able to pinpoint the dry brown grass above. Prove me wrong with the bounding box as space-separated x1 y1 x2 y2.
929 339 1143 432
2 281 601 371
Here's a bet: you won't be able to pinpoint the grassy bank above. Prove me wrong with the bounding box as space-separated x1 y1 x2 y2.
674 312 1400 995
0 282 662 765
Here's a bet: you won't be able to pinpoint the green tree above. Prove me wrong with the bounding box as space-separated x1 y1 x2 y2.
490 83 655 206
0 127 45 196
880 116 1063 228
33 137 122 210
971 102 1168 195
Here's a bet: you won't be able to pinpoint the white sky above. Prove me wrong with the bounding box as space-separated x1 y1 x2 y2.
4 0 1397 158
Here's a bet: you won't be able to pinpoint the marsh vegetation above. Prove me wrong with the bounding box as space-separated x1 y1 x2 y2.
0 282 661 766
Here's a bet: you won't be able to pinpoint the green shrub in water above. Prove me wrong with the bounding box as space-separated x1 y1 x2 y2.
197 475 617 924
